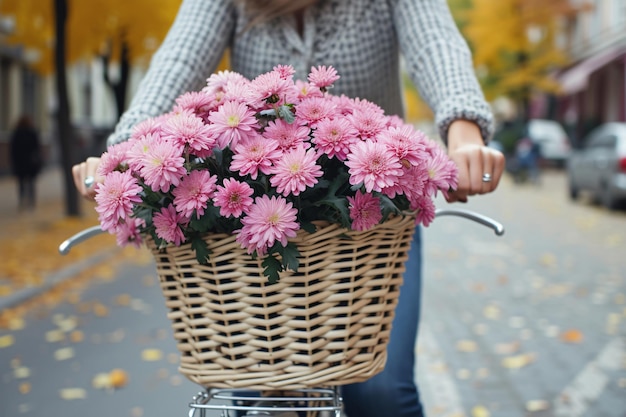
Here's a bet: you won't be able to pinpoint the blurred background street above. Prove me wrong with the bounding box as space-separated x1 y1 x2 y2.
1 0 626 416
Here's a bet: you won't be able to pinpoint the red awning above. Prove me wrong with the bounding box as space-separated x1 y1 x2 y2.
558 46 626 94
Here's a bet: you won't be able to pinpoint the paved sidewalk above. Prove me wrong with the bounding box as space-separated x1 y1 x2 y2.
0 165 120 311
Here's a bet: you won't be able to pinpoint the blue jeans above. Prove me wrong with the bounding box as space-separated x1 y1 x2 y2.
342 228 424 417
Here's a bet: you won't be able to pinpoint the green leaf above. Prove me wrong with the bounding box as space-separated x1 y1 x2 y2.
277 242 300 272
189 206 220 232
191 237 211 265
301 221 317 234
262 253 283 284
277 104 295 124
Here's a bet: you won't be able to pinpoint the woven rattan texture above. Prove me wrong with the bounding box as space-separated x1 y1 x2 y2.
149 215 416 390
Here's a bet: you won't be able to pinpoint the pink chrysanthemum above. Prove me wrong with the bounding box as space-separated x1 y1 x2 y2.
207 100 259 150
273 64 296 80
295 96 337 127
423 145 459 197
308 65 340 89
213 178 254 218
174 91 219 123
136 137 187 193
347 191 382 231
377 125 428 167
153 204 187 246
248 69 296 109
312 117 359 160
348 107 387 139
345 140 403 193
172 170 218 219
130 114 169 140
269 146 323 196
114 218 145 248
230 134 282 180
382 164 428 201
204 70 248 95
330 94 358 116
221 81 255 104
162 110 216 158
235 195 300 255
263 119 311 152
294 80 323 100
412 195 437 227
95 170 143 233
97 141 133 177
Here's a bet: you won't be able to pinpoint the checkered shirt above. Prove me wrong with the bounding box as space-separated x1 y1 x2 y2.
107 0 494 146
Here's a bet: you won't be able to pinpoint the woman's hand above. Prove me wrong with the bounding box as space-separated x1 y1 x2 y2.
72 157 102 200
445 120 506 203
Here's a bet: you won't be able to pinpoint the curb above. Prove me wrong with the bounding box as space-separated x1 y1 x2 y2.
0 248 119 311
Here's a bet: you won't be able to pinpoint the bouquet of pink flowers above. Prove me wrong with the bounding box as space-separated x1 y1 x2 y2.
94 65 458 282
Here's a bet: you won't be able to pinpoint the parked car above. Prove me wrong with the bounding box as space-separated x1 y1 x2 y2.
527 119 571 166
567 122 626 210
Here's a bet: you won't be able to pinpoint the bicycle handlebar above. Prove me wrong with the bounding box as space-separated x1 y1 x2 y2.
58 208 504 255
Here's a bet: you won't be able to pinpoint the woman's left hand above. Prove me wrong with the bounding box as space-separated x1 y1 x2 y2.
445 120 506 203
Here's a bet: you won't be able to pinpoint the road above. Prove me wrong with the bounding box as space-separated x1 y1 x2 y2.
1 170 625 417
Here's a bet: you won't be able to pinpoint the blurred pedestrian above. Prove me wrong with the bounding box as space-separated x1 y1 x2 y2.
513 127 540 184
9 115 43 209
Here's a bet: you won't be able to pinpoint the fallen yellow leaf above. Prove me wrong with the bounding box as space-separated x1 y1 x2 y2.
45 330 65 343
501 353 536 369
93 303 109 317
130 407 144 417
70 330 84 343
54 347 75 361
0 334 15 348
483 304 501 320
560 329 584 344
13 366 31 379
0 285 13 296
115 294 132 306
59 388 87 400
141 349 163 362
109 368 129 388
471 405 491 417
456 339 478 352
8 317 25 331
92 373 111 390
495 341 521 355
539 252 560 268
526 399 549 412
19 382 31 394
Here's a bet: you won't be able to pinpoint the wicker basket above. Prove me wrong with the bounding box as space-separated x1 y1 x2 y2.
148 214 416 390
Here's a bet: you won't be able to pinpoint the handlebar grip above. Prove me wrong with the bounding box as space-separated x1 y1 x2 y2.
58 225 105 255
434 208 505 236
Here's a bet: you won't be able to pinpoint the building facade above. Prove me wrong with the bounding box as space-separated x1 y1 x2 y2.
556 0 626 145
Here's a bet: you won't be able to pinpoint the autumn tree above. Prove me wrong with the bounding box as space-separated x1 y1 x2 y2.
0 0 181 216
460 0 586 120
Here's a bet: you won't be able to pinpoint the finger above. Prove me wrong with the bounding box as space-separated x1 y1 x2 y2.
447 155 470 203
481 148 506 193
72 162 88 197
480 147 495 194
83 157 101 200
467 148 484 195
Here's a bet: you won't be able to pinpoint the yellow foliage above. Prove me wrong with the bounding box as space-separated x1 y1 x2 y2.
1 0 182 74
458 0 581 100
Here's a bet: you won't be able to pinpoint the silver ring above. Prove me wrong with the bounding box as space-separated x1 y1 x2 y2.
482 173 492 183
84 176 95 188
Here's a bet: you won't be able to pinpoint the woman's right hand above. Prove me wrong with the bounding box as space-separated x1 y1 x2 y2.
72 157 102 200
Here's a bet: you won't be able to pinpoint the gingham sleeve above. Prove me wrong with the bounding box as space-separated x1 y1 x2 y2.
392 0 494 143
106 0 236 147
